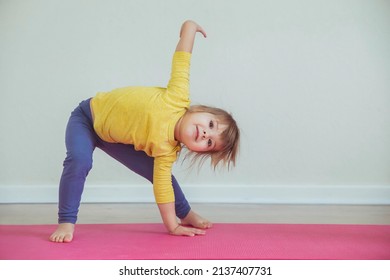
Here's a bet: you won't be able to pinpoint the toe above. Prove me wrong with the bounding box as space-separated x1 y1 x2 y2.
63 234 73 243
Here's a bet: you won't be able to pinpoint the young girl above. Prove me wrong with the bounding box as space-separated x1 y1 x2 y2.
50 20 240 242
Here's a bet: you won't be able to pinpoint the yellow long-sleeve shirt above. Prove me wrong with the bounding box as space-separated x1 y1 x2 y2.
90 51 191 203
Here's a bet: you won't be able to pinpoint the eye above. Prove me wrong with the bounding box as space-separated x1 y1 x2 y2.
208 139 212 147
209 120 214 129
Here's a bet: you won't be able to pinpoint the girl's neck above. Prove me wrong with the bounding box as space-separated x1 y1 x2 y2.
174 116 183 142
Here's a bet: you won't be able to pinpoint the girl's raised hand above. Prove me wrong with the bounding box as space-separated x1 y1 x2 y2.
179 20 207 38
176 20 207 53
195 22 207 38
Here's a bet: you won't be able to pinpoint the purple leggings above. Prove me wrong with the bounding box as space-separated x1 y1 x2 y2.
58 99 191 224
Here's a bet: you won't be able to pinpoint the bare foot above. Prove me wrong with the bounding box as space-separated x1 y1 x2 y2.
49 223 75 243
181 210 212 229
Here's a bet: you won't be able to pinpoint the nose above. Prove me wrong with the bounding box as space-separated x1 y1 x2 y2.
202 129 208 139
202 128 215 140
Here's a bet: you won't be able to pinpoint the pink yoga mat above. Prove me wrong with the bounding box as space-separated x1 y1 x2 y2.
1 223 389 260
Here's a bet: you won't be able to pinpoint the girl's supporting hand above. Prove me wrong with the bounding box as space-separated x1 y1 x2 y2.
158 203 207 237
170 224 206 237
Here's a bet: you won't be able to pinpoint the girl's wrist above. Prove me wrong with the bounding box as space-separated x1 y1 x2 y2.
169 224 181 234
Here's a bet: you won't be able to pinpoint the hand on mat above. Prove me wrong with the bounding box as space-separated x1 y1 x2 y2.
170 225 206 237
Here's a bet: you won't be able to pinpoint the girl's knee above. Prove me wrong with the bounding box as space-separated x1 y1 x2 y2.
63 154 93 174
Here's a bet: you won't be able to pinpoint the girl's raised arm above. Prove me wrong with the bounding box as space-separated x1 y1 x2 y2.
175 20 207 53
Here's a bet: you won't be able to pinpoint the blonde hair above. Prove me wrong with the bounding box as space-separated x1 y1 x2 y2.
183 105 240 170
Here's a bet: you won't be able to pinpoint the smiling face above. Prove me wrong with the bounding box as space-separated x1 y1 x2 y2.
175 112 227 152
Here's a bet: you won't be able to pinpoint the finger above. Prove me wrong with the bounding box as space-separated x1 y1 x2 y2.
191 228 206 235
200 29 207 38
176 227 195 237
196 25 207 38
171 225 194 237
184 231 195 237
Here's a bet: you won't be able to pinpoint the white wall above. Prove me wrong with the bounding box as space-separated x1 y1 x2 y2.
1 0 389 204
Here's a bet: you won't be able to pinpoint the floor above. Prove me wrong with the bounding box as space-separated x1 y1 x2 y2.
1 203 390 225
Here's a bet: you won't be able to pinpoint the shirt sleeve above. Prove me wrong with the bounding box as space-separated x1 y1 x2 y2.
153 156 176 203
165 51 192 105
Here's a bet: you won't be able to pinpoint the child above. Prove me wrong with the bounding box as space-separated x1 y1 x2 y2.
50 20 240 242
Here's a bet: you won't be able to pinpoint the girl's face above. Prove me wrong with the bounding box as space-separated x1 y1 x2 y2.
175 112 227 152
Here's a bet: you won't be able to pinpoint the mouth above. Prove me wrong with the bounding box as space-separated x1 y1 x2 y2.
195 125 199 141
